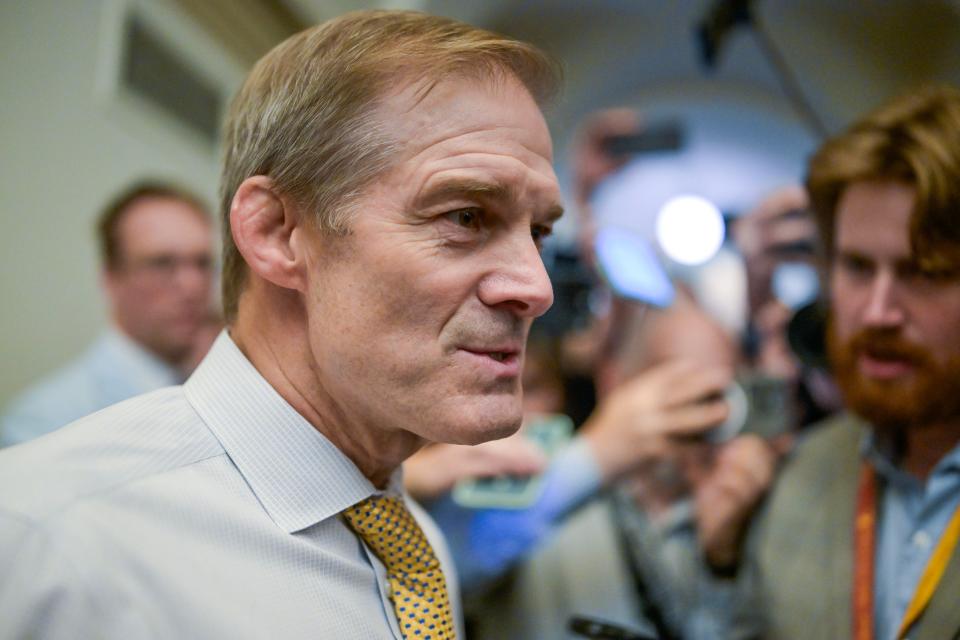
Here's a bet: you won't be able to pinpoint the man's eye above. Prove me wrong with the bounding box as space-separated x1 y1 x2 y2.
838 254 872 277
444 208 483 231
194 256 213 272
147 256 177 272
531 224 553 246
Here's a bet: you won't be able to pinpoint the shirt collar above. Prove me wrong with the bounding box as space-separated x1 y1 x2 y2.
183 330 402 533
860 419 960 487
99 326 183 387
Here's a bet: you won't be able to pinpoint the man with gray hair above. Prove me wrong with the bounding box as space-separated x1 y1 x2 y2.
0 10 562 639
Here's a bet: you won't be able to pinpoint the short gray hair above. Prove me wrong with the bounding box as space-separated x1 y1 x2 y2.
219 9 561 320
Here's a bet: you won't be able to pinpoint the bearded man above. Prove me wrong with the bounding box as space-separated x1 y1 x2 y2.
750 84 960 640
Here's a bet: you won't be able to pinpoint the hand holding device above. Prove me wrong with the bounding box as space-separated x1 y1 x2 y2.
452 414 573 509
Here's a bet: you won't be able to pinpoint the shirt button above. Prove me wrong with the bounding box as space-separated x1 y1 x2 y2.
913 531 931 549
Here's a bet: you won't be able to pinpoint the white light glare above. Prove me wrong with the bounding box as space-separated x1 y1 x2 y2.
656 195 725 266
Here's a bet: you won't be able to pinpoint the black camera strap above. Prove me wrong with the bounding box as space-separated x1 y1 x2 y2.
610 493 679 640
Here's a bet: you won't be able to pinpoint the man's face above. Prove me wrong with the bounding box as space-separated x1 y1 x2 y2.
105 197 214 364
828 181 960 429
300 75 561 447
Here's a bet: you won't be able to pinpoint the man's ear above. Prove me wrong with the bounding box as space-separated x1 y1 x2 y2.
230 176 307 292
100 266 121 307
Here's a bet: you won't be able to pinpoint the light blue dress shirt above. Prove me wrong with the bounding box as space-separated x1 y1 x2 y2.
0 331 461 639
1 328 182 447
865 435 960 640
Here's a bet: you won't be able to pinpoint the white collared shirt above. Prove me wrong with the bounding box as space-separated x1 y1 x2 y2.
0 331 461 639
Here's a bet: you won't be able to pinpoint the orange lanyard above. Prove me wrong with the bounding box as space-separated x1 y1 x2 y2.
853 464 877 640
852 463 960 640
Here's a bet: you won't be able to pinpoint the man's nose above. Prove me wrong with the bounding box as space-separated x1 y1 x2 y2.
173 260 212 299
478 234 554 318
862 270 905 327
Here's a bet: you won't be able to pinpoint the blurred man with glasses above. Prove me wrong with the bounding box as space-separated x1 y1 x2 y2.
1 182 216 446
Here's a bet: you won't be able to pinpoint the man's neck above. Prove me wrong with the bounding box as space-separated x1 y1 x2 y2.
230 300 419 489
110 321 188 371
109 324 185 374
897 420 960 481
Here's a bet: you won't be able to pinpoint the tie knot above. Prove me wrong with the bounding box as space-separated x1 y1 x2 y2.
342 495 440 576
342 494 457 639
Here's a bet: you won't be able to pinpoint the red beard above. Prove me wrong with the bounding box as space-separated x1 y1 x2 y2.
827 320 960 431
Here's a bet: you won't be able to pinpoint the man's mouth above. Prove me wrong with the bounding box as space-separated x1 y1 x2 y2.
465 349 518 362
862 344 915 361
858 350 916 379
458 345 522 372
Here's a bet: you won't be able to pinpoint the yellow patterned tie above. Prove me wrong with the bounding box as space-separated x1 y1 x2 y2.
342 495 456 640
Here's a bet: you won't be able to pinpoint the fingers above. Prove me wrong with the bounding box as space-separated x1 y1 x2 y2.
724 434 784 468
694 435 781 569
617 359 731 406
464 435 547 478
402 438 547 501
704 460 767 508
657 364 733 410
696 436 779 536
770 432 796 457
633 361 733 437
588 360 733 449
572 108 642 201
662 400 730 438
576 108 642 144
403 444 461 500
764 215 816 246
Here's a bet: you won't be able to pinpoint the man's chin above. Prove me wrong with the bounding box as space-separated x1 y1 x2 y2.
428 398 523 446
842 374 902 415
843 375 949 430
465 419 522 445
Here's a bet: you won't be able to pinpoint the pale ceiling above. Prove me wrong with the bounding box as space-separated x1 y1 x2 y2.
281 0 960 229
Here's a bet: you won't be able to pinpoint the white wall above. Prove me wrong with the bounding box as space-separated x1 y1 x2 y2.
0 0 243 407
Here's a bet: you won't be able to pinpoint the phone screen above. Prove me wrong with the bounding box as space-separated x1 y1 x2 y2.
452 414 573 509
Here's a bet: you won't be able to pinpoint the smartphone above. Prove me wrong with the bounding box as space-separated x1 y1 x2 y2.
452 413 573 509
602 121 685 156
569 615 657 640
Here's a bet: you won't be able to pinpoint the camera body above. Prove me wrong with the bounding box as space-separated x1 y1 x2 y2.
710 373 793 442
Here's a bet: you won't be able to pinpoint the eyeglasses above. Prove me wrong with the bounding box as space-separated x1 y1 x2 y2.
118 254 214 282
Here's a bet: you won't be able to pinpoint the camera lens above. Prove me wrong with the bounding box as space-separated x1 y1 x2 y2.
708 380 748 443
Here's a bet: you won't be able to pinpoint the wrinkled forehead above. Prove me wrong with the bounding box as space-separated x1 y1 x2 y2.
375 71 553 159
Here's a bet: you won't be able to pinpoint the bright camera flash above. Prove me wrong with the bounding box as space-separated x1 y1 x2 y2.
656 195 725 266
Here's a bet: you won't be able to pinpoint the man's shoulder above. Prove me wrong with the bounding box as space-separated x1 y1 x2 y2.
0 386 224 523
747 418 863 637
755 412 863 558
1 351 103 444
780 413 862 481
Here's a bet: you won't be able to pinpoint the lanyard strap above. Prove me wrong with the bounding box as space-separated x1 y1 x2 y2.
853 463 960 640
897 489 960 637
853 464 877 640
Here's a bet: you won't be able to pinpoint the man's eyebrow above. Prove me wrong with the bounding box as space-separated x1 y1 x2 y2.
418 177 564 219
419 178 512 204
543 203 565 222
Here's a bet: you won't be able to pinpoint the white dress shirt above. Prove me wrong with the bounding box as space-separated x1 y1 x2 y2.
0 331 461 639
1 328 182 447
